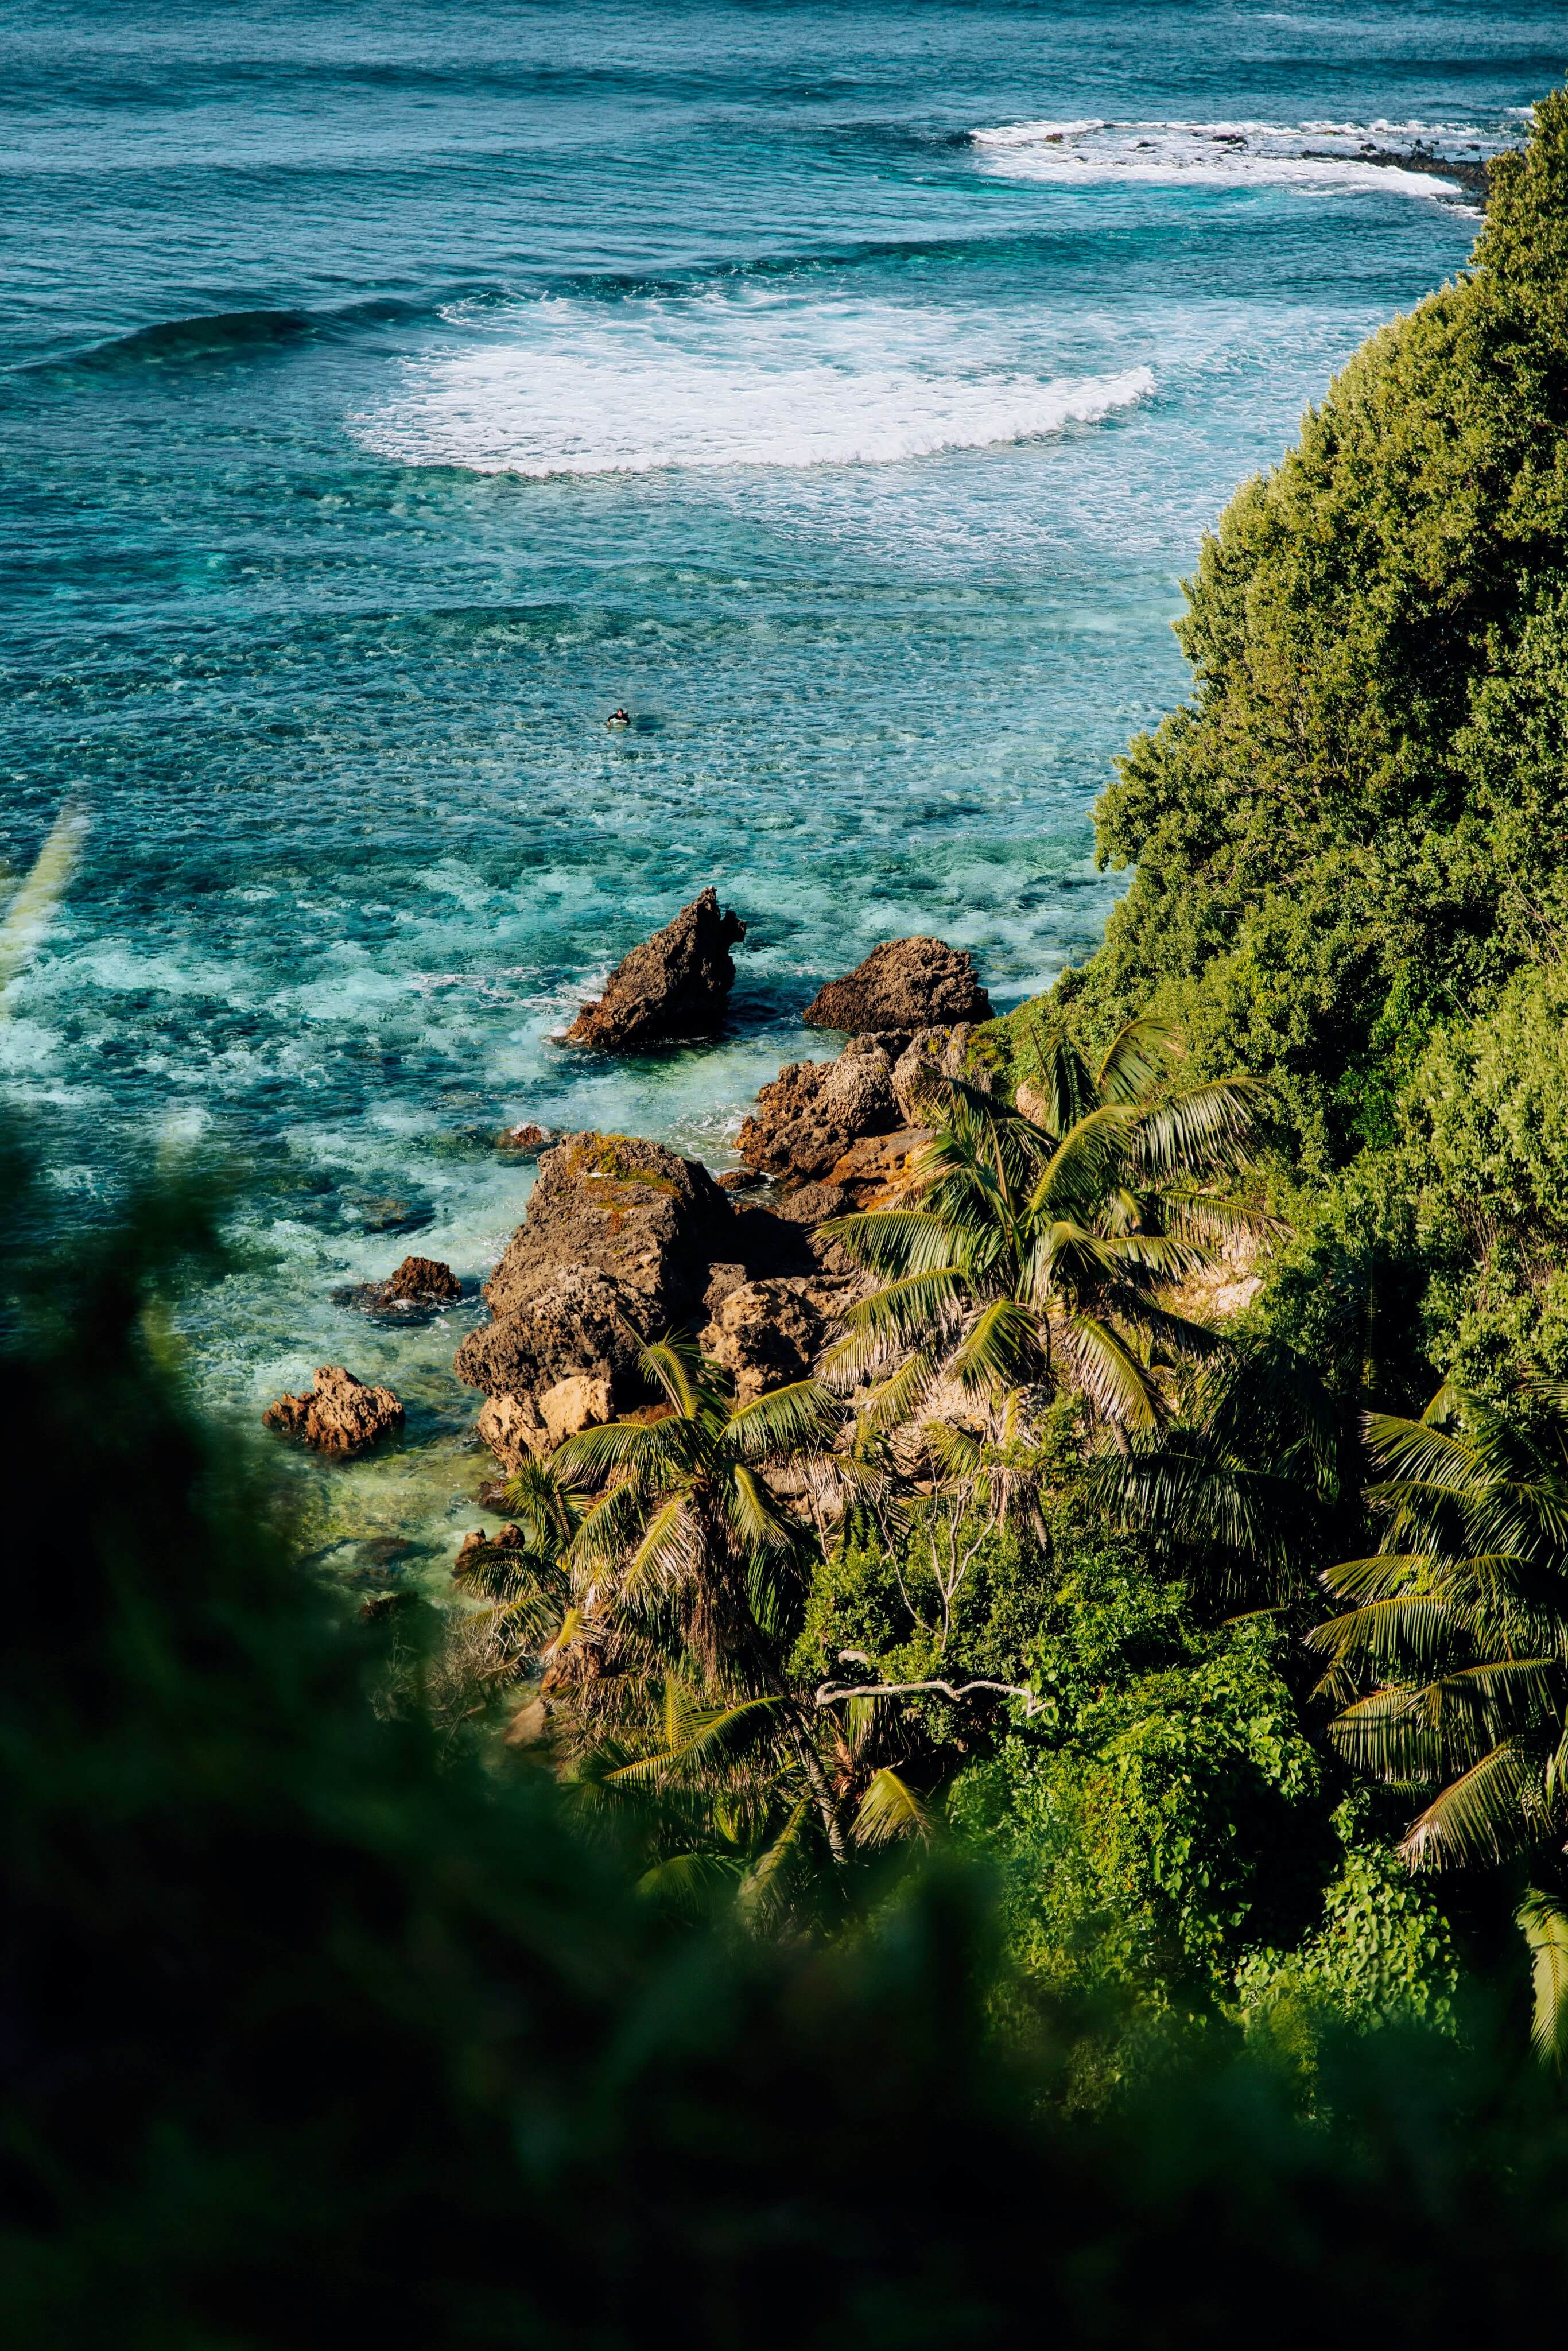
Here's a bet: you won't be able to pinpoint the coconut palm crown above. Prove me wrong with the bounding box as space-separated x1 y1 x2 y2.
1310 1380 1568 1876
822 1016 1266 1436
544 1332 842 1692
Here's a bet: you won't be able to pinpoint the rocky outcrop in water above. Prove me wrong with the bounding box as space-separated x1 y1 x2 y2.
456 1265 648 1434
262 1365 405 1457
803 937 992 1037
496 1121 553 1155
380 1255 460 1302
455 1131 734 1464
565 887 745 1050
481 1132 726 1324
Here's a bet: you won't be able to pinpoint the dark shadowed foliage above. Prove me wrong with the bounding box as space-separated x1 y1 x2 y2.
3 1130 1568 2341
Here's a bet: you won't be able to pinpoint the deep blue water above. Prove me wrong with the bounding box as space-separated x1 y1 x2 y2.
2 1 1561 1562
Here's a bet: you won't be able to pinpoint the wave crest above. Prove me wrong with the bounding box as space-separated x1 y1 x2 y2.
354 292 1154 479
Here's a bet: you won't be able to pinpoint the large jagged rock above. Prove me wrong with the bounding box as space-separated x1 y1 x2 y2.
483 1132 728 1325
803 938 992 1037
736 1038 900 1184
379 1254 460 1302
262 1365 404 1458
565 887 745 1051
457 1132 732 1468
828 1127 933 1207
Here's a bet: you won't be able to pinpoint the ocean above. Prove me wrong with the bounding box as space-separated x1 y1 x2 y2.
2 0 1560 1573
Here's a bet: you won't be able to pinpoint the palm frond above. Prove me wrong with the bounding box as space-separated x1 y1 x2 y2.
635 1852 748 1915
552 1417 674 1484
855 1345 941 1435
725 1378 841 1462
636 1332 711 1420
606 1693 785 1784
852 1765 933 1849
617 1491 700 1606
736 1795 814 1925
1132 1075 1266 1185
1518 1890 1568 2070
1030 1102 1140 1222
946 1297 1043 1398
835 1268 971 1350
1400 1738 1539 1869
1095 1012 1181 1103
820 1208 962 1278
1062 1313 1162 1434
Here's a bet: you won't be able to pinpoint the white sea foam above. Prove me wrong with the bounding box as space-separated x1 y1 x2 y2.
354 290 1155 478
971 117 1491 199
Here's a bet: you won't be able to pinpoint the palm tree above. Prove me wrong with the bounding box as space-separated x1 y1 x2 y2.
1093 1334 1346 1601
461 1340 949 1883
1309 1379 1568 2061
531 1334 853 1859
822 1016 1266 1438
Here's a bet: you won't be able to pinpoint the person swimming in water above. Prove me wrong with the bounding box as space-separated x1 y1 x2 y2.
607 707 631 728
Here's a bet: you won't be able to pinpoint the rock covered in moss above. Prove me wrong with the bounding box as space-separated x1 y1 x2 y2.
565 887 745 1051
482 1131 727 1324
262 1365 404 1457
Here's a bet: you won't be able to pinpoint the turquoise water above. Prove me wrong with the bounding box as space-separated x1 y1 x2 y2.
2 2 1561 1570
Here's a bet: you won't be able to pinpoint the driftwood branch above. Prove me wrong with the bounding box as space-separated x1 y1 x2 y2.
814 1676 1043 1716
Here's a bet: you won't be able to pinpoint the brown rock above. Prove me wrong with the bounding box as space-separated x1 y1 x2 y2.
703 1261 751 1313
736 1038 899 1182
482 1131 727 1325
262 1365 405 1458
456 1266 649 1416
476 1391 546 1472
564 887 745 1051
891 1025 975 1119
828 1126 934 1206
716 1167 767 1192
766 1181 855 1227
701 1277 828 1402
454 1523 528 1582
497 1121 553 1154
381 1254 461 1303
803 938 992 1036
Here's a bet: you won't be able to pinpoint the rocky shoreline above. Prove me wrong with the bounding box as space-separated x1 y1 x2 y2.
263 898 995 1532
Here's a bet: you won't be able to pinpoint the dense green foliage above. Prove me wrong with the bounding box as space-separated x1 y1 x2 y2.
1024 92 1568 1181
9 1140 1568 2344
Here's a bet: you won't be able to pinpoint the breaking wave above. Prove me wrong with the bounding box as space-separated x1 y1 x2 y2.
970 117 1502 201
352 290 1155 477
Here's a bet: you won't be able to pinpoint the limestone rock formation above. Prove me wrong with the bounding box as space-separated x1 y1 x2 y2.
828 1126 933 1206
482 1131 726 1325
803 938 992 1037
565 887 745 1051
736 1037 900 1184
455 1266 649 1417
262 1365 405 1457
701 1277 827 1402
891 1023 976 1119
457 1131 733 1468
